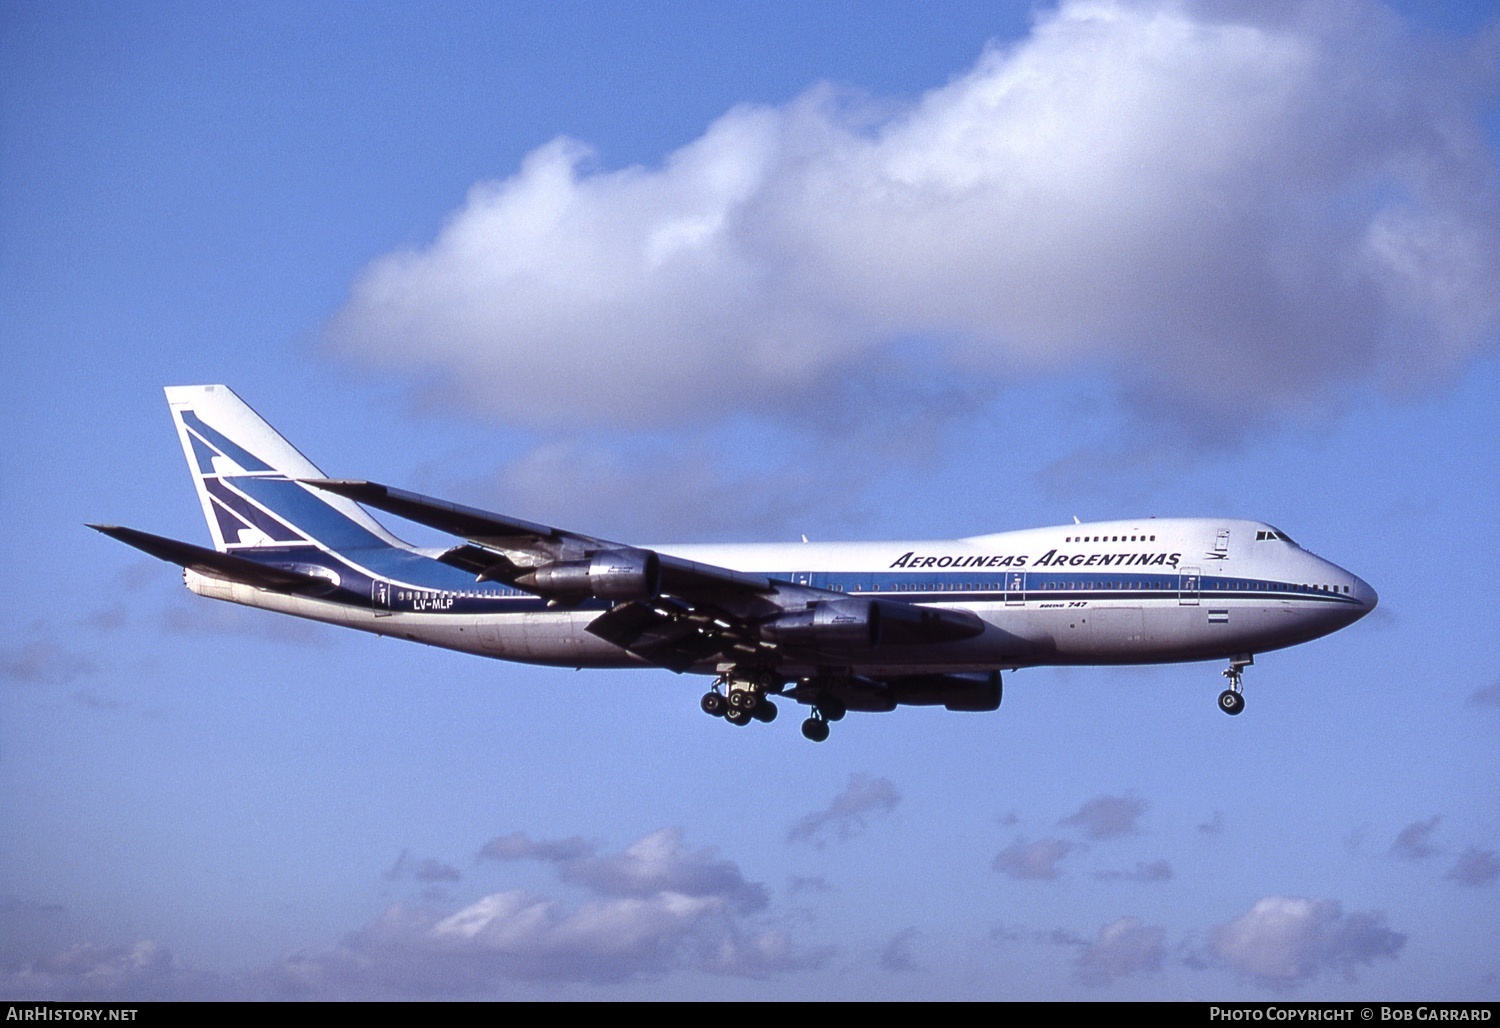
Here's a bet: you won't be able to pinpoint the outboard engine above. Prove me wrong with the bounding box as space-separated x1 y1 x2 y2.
515 549 661 603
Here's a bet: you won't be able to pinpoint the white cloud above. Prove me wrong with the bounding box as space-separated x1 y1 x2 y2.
268 827 799 996
273 890 725 994
477 828 767 913
1076 916 1165 986
0 901 226 1000
330 0 1499 436
1210 895 1405 987
560 828 769 914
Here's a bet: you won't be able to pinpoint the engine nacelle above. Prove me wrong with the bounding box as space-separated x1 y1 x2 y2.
789 670 1002 713
761 598 881 649
884 670 1002 711
516 549 661 603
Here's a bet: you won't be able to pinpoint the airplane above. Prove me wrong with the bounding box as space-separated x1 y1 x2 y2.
92 385 1378 741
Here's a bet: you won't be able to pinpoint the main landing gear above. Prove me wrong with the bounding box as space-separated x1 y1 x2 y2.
700 670 779 730
1218 653 1253 716
800 693 845 742
700 669 852 741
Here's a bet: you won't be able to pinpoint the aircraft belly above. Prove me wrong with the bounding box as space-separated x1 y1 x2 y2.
188 577 630 665
1020 602 1345 665
506 611 628 665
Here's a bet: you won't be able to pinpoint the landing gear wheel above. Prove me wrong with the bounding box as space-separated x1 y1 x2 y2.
726 706 752 726
701 691 726 717
801 717 830 742
751 699 778 723
1219 654 1251 717
821 699 846 722
728 688 758 711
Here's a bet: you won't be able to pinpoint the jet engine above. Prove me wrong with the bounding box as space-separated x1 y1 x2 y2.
515 549 661 603
760 598 881 648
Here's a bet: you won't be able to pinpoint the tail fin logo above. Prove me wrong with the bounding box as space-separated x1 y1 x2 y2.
180 410 274 475
177 408 312 549
166 385 403 555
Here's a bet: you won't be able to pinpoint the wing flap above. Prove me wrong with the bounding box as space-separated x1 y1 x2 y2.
587 600 739 673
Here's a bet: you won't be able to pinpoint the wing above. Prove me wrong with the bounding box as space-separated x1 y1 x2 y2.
304 479 984 672
304 479 791 670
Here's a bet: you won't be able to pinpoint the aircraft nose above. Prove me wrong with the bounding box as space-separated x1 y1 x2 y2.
1350 574 1378 617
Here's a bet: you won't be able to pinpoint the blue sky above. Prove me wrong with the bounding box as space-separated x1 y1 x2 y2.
3 0 1498 1000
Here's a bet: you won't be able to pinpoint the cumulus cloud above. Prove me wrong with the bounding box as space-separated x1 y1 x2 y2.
1062 794 1147 839
272 891 726 994
993 838 1075 880
0 900 227 1000
269 828 797 997
787 773 901 845
481 828 766 914
1076 916 1166 986
330 0 1499 439
1445 848 1500 887
558 829 769 914
1389 815 1443 860
1210 896 1406 988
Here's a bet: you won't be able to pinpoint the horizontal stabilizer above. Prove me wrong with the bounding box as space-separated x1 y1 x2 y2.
88 524 339 594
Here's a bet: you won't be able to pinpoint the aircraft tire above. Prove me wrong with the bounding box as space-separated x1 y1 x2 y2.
751 699 778 723
701 692 726 717
801 717 830 742
726 706 751 726
1218 689 1245 716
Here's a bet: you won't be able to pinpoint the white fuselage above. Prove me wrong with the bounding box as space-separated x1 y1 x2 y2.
188 517 1376 678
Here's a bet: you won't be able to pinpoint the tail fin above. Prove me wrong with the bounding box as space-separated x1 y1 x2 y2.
165 385 405 554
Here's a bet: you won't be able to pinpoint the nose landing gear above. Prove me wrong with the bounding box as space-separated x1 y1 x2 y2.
1218 654 1252 716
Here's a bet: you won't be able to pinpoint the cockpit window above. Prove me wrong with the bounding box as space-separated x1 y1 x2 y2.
1256 528 1298 545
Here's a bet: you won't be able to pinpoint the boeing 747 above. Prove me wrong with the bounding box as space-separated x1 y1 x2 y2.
92 385 1377 741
